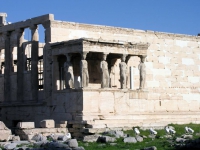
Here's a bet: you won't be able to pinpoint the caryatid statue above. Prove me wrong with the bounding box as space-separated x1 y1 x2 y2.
138 55 146 90
119 54 128 89
100 53 110 88
64 54 74 89
80 52 89 88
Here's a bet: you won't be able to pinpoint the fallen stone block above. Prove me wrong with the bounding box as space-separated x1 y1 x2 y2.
31 134 47 142
83 134 100 142
4 143 17 149
98 136 116 143
68 139 78 148
0 130 12 141
124 137 137 143
40 119 55 128
12 135 20 141
136 135 143 142
17 122 35 129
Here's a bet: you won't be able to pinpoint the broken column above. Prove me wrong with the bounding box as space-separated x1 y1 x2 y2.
16 28 24 102
30 25 39 102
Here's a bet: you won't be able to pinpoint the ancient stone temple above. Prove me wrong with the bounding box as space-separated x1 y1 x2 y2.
0 13 200 137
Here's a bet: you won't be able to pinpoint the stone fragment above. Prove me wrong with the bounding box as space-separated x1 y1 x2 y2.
124 137 137 143
40 119 55 128
83 134 100 142
143 146 157 150
57 133 71 141
135 135 143 142
182 134 193 139
0 130 12 141
17 122 35 129
12 136 20 141
98 136 116 143
4 143 17 150
103 130 124 138
31 134 47 142
176 137 187 143
68 139 78 148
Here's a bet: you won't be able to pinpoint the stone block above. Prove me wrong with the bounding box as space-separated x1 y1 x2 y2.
40 120 55 128
17 122 35 129
0 130 11 141
55 124 66 128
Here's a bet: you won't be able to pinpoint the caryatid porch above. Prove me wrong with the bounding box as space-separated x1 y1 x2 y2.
51 38 149 91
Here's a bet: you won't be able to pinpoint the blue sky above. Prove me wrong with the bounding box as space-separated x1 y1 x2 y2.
1 0 200 39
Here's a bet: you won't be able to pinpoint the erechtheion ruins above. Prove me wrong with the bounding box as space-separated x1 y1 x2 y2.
0 13 200 137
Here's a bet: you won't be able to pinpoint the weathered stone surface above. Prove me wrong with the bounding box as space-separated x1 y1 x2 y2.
4 143 17 150
176 137 187 143
40 120 55 128
98 136 116 143
124 137 137 143
135 135 143 142
31 134 47 142
83 134 100 142
17 122 35 129
68 139 78 148
0 128 12 141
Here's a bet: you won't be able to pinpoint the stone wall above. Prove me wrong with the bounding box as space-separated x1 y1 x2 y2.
48 20 200 127
50 20 200 101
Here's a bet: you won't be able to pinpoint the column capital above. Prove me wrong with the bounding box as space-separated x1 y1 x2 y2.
30 24 38 41
29 24 38 30
15 28 24 33
140 55 147 59
42 20 51 29
2 31 10 38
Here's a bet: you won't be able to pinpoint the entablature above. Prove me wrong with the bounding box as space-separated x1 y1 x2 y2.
51 38 149 56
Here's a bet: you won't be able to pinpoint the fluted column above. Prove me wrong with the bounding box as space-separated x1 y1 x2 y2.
16 28 24 102
30 25 39 102
3 31 11 102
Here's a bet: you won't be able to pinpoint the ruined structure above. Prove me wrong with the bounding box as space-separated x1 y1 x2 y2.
1 13 200 138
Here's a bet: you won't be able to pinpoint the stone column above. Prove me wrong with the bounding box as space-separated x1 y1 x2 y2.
138 55 147 90
0 49 2 74
16 28 24 102
53 55 60 90
3 31 11 102
30 25 39 102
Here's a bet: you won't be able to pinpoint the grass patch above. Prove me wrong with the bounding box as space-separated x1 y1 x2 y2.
78 123 200 150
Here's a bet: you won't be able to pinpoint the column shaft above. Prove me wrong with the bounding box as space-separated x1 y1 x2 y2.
4 32 11 102
30 25 39 102
0 49 2 74
16 28 24 102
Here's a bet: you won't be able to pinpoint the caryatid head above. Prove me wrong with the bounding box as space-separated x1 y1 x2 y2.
121 55 127 62
140 55 147 63
82 52 87 60
102 54 107 61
